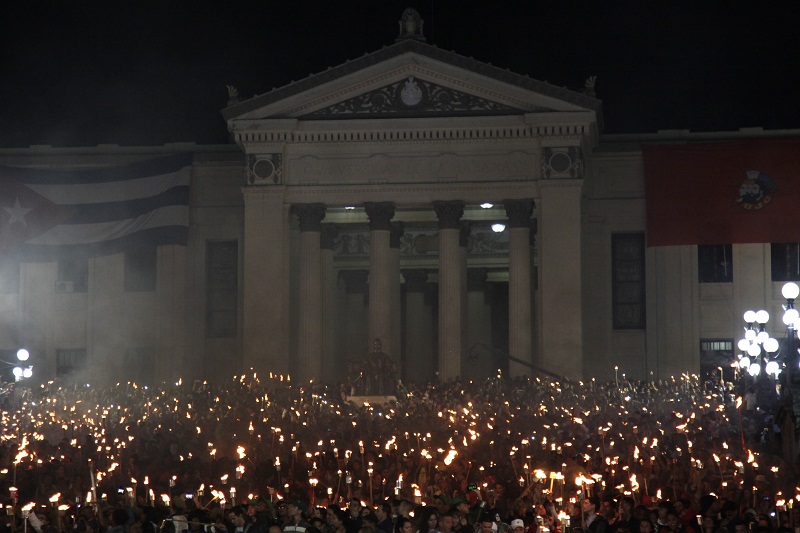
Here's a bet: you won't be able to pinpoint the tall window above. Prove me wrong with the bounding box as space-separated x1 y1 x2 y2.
125 248 157 292
771 243 800 282
206 241 238 338
56 348 86 377
698 244 733 283
57 258 88 293
612 233 646 329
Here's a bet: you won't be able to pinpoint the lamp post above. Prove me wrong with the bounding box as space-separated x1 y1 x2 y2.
781 282 800 380
778 282 800 439
6 348 33 383
737 309 780 380
779 282 800 436
737 283 800 448
737 283 800 402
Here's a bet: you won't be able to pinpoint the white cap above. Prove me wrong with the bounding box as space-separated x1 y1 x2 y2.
511 519 525 530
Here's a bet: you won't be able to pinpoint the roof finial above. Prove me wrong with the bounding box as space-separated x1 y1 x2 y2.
583 76 597 97
396 8 426 43
226 85 240 107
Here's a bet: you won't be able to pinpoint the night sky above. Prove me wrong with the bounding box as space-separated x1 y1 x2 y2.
2 1 799 148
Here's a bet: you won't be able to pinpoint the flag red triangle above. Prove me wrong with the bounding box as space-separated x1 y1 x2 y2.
0 178 72 255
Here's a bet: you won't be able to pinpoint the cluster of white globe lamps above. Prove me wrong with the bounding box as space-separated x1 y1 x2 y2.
738 281 800 377
11 348 32 381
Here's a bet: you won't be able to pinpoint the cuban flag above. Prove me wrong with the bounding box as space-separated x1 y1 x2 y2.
0 153 192 261
643 139 800 246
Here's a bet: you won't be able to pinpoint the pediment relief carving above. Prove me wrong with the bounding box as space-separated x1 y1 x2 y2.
301 76 538 119
331 225 511 259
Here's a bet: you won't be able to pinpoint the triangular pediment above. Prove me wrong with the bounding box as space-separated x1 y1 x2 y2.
222 39 603 128
301 76 533 119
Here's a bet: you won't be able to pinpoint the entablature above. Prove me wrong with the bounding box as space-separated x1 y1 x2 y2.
232 112 596 150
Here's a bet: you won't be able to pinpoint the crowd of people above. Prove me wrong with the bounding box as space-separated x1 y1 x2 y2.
0 370 795 533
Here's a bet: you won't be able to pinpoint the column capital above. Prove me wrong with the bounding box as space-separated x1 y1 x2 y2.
364 202 396 231
292 203 327 232
320 223 339 250
402 269 428 292
504 199 534 228
390 222 406 249
433 200 465 229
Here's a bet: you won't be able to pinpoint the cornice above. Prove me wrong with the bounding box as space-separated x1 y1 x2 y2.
275 181 542 205
232 115 595 149
222 39 601 123
234 124 542 147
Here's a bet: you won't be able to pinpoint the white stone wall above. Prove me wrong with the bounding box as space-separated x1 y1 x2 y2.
3 129 800 384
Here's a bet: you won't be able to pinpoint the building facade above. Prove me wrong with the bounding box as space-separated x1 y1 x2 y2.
0 10 796 386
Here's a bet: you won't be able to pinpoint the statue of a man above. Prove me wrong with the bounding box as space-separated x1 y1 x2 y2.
364 338 393 395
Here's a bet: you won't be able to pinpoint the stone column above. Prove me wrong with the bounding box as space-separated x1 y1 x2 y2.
466 267 493 380
339 270 369 372
529 219 540 369
459 221 470 378
320 224 340 381
364 202 396 358
390 222 405 372
293 203 326 382
539 180 583 379
402 269 433 381
242 189 290 375
434 200 465 381
505 199 534 377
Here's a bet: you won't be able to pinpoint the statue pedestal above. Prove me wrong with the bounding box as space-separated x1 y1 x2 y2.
346 395 397 406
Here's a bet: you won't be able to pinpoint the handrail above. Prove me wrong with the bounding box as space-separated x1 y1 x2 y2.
468 343 565 381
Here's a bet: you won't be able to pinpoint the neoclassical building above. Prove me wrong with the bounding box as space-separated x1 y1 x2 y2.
1 10 797 386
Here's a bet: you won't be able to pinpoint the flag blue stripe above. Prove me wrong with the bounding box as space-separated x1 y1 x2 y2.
63 185 189 224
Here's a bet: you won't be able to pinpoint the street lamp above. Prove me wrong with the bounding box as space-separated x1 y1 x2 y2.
781 281 800 376
9 348 33 383
737 309 780 377
737 282 800 381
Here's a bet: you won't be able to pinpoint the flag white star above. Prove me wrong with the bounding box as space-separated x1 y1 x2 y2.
4 198 33 226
